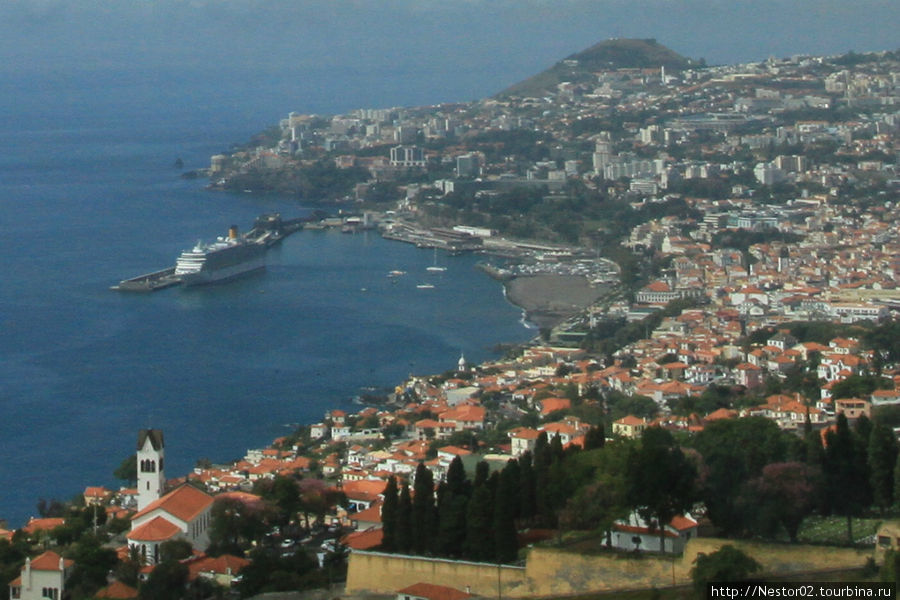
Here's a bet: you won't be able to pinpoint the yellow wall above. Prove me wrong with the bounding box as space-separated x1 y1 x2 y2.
346 552 526 598
346 539 872 597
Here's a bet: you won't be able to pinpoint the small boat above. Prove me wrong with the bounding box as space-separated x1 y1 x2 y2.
416 283 435 289
426 248 446 273
387 270 406 278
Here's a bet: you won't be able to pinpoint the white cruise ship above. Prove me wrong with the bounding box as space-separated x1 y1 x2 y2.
174 226 266 286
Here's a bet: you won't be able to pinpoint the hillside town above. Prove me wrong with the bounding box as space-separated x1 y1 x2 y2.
3 43 900 599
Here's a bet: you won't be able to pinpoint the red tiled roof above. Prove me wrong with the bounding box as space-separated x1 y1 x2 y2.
540 397 571 415
438 445 472 457
342 479 388 500
23 517 65 534
30 551 74 571
508 427 541 440
215 491 264 508
397 582 473 600
186 554 250 580
342 527 383 550
95 581 139 599
353 502 383 525
132 484 213 523
127 516 181 542
615 415 646 426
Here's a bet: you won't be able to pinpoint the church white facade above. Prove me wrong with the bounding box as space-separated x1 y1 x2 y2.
127 429 214 564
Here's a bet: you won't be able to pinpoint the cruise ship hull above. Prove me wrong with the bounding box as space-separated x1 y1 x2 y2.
179 256 265 286
174 234 267 287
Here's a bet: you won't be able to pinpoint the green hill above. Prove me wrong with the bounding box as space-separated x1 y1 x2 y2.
497 38 695 98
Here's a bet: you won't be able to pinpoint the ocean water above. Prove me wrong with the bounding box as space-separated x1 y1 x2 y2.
0 68 532 528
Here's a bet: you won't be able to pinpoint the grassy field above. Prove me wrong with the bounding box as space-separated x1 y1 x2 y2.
797 515 883 546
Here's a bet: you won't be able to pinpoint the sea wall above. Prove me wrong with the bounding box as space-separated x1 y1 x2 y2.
345 539 873 597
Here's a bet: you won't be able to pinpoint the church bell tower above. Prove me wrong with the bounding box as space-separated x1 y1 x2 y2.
136 429 165 511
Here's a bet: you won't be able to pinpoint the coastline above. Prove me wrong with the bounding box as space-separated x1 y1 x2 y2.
502 273 606 330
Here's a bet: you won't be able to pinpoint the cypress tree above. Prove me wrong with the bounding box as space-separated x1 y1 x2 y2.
493 460 520 563
855 414 873 448
869 422 898 514
436 456 470 557
473 460 490 488
824 413 872 543
380 476 398 552
464 465 495 562
518 452 537 522
412 462 436 554
805 429 825 468
534 431 550 469
396 482 413 553
584 424 606 450
549 433 565 461
533 432 553 525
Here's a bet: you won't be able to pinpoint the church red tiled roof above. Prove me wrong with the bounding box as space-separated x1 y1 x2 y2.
132 484 213 522
127 516 181 542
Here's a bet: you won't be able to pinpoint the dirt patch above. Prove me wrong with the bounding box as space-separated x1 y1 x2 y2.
505 274 606 329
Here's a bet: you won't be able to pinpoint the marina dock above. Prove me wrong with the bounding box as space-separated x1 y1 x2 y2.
111 267 182 292
112 212 315 292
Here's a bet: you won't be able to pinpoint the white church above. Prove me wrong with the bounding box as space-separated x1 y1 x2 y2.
126 429 214 564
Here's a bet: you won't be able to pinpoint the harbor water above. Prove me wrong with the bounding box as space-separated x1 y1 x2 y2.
0 67 532 528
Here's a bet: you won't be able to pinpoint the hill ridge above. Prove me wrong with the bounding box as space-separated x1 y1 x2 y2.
497 38 694 98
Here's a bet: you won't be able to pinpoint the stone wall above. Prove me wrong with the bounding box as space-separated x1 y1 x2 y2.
345 551 526 598
346 539 873 597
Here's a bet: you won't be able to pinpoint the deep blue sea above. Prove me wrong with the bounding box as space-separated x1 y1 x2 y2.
0 67 532 529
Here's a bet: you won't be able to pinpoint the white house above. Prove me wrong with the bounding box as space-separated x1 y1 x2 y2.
508 427 540 457
9 551 73 600
611 511 699 554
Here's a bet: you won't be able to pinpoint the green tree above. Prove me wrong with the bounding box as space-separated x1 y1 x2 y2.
583 424 606 450
692 417 788 536
412 463 436 555
831 375 892 400
880 549 900 585
627 427 697 553
237 548 322 597
114 455 138 486
380 476 399 552
824 413 872 544
517 453 537 523
494 461 520 563
159 539 193 563
396 482 413 553
868 422 898 514
64 534 119 599
558 443 631 543
139 559 189 600
691 545 761 595
741 462 820 542
208 496 271 556
464 464 496 562
255 475 302 526
436 457 470 557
